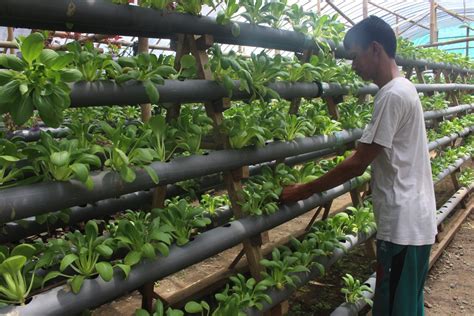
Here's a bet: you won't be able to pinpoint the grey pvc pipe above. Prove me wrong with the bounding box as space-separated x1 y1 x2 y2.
0 0 472 74
323 83 474 97
330 273 376 316
246 227 377 315
428 126 473 151
423 104 474 121
69 81 474 107
69 80 321 107
436 184 473 225
0 174 370 315
330 184 473 316
0 147 337 242
0 129 363 224
434 155 472 183
8 127 70 141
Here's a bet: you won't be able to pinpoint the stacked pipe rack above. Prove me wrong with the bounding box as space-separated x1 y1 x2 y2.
0 0 473 315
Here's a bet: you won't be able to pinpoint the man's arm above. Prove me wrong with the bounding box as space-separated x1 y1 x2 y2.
280 142 384 203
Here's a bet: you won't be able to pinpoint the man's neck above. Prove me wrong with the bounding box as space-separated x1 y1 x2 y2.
373 59 401 88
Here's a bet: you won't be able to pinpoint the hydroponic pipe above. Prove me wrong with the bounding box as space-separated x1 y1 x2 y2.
68 80 322 107
330 273 377 316
0 0 472 75
0 147 337 242
329 184 473 316
436 184 473 225
428 126 474 151
434 155 472 184
322 83 474 97
423 104 474 121
246 227 377 315
0 174 370 315
0 129 363 224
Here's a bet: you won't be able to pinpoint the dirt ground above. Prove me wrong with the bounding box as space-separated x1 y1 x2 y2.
93 174 473 316
424 213 474 316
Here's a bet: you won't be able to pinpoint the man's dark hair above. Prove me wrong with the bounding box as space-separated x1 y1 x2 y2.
343 15 397 58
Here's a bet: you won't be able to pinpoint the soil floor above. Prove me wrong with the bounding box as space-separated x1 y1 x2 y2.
93 174 473 316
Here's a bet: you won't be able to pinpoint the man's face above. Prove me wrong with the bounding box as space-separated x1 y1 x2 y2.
349 44 375 81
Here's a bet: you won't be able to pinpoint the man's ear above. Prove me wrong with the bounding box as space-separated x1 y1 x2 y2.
372 41 384 57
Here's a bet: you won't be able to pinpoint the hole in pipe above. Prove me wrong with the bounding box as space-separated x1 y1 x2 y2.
223 223 231 227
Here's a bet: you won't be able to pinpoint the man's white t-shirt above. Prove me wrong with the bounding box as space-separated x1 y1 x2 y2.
359 77 437 246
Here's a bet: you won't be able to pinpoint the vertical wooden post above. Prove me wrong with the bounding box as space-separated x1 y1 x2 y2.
362 0 368 19
430 0 438 44
186 35 265 281
395 16 400 37
138 37 152 123
4 27 14 54
404 66 414 80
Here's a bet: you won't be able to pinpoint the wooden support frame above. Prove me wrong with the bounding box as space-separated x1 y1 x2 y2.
368 1 430 30
184 34 265 281
326 0 355 25
430 0 438 44
399 12 431 37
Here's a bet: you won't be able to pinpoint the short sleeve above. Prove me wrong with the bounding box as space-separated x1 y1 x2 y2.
359 92 403 149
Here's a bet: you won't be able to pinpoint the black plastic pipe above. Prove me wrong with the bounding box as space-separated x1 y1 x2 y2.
69 80 321 107
436 184 472 225
434 155 472 184
423 104 474 121
322 83 474 97
0 174 370 315
0 0 472 75
428 126 473 151
0 146 338 242
0 129 363 223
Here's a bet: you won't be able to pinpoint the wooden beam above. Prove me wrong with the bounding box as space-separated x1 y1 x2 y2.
429 206 472 269
419 36 474 48
399 12 431 36
362 0 368 19
436 4 474 23
430 0 438 44
326 0 355 25
368 1 430 30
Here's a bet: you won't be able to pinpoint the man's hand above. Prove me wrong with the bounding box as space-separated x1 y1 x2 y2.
279 183 312 204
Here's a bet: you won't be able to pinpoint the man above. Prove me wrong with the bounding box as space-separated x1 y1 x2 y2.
280 16 436 316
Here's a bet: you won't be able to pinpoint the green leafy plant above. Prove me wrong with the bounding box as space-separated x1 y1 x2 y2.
272 113 313 141
24 132 101 189
115 53 178 104
152 199 211 246
341 273 373 306
0 33 82 127
42 221 125 294
260 247 309 290
458 168 474 187
100 122 158 184
346 201 376 235
176 0 216 15
216 0 241 37
139 0 174 10
214 274 272 313
200 193 231 215
113 211 173 267
0 138 37 189
0 244 39 305
66 41 120 82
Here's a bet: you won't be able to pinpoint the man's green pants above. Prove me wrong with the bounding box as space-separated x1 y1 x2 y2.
373 240 432 316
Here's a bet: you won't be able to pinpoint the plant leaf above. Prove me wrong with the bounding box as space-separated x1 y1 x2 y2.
95 261 114 282
21 33 44 64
